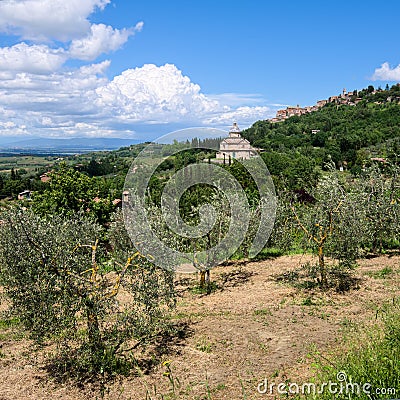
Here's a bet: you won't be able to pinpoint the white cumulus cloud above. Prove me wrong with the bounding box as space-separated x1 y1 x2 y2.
0 0 142 70
372 62 400 81
0 121 16 129
0 62 270 138
95 64 221 123
0 43 66 74
69 22 142 61
0 61 108 136
0 0 110 42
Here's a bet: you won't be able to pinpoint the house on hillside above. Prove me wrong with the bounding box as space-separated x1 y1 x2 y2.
276 109 287 119
40 172 51 183
216 123 258 161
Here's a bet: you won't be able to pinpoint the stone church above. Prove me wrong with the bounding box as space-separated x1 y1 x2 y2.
216 123 258 161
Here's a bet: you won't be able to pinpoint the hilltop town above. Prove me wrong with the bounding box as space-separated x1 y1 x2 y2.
269 84 400 123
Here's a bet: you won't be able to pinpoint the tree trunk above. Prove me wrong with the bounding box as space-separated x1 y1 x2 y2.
372 234 378 254
205 270 210 284
318 245 328 289
199 270 206 288
86 302 102 354
199 270 211 289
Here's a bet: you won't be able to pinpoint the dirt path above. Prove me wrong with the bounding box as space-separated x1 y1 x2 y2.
0 254 399 399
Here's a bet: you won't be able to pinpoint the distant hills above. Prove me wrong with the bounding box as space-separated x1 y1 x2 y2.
0 137 141 154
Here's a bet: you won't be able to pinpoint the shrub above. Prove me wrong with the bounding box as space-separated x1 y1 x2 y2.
0 208 175 381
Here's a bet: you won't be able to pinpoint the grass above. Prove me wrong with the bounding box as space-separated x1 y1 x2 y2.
304 298 400 399
195 336 213 353
301 297 315 306
367 266 395 279
0 316 19 329
144 362 235 400
252 246 306 261
253 308 273 327
253 308 272 316
0 316 24 341
253 247 285 260
189 281 219 295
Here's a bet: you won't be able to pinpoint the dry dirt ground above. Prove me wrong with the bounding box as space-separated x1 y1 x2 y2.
0 254 399 400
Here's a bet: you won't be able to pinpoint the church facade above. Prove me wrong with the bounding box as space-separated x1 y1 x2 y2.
216 123 258 161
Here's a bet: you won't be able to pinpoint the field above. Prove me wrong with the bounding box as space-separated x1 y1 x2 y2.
0 254 399 399
0 155 60 174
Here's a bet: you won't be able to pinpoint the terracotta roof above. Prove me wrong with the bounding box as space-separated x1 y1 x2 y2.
221 137 250 144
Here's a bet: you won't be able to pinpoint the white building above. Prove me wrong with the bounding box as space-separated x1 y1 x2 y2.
216 123 258 161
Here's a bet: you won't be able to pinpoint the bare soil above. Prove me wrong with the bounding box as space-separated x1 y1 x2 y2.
0 254 399 399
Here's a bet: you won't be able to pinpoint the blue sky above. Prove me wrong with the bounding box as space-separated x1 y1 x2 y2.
0 0 399 142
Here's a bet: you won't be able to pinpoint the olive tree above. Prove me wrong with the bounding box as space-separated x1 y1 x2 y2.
141 193 232 289
289 171 366 289
134 189 256 290
356 165 400 253
0 209 175 379
267 188 298 252
32 163 114 224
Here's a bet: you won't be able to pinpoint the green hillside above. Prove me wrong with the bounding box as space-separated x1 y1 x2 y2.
242 84 400 187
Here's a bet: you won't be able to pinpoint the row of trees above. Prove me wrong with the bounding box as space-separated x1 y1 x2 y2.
270 164 400 288
0 158 399 381
26 161 400 293
146 157 400 290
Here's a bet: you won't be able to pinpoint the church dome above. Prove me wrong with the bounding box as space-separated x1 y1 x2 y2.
229 122 241 133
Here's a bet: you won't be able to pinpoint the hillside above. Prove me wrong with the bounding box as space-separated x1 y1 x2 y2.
242 84 400 180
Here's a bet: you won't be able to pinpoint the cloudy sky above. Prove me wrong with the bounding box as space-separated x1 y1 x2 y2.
0 0 399 142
